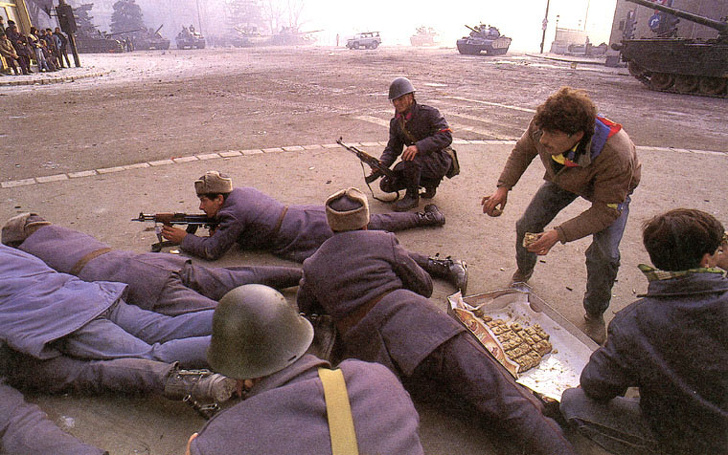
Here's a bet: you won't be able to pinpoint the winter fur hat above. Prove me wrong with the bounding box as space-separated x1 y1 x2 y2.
325 187 370 232
2 213 51 246
195 171 233 196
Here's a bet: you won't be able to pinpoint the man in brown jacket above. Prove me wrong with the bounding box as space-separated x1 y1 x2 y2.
482 87 641 344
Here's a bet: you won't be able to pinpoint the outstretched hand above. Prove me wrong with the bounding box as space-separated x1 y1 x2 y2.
482 187 508 217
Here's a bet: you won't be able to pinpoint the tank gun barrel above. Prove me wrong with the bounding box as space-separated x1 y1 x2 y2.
465 24 478 33
154 24 164 35
626 0 728 38
107 29 142 37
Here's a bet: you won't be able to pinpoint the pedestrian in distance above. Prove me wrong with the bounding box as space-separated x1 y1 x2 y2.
185 284 424 455
372 77 460 212
482 86 641 344
296 187 578 455
560 208 728 455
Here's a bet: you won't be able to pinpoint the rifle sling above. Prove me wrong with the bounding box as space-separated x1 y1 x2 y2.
318 368 359 455
70 247 112 276
272 206 288 238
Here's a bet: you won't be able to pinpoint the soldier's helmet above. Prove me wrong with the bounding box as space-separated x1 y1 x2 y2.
207 284 314 380
388 77 416 100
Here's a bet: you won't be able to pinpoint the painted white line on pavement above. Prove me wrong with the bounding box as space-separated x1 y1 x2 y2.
1 143 724 189
444 96 538 113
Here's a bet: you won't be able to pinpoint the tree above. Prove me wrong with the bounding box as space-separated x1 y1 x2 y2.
224 0 265 34
74 3 100 37
110 0 145 35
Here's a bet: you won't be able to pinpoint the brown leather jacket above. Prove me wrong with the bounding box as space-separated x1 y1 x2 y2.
498 119 641 242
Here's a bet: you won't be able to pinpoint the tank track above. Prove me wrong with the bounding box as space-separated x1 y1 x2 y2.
629 64 727 98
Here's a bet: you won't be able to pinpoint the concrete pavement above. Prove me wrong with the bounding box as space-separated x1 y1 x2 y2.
3 138 727 454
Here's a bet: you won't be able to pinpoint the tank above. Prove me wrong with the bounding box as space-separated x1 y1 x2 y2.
410 26 438 47
176 26 206 49
267 27 321 46
614 0 728 98
134 25 171 50
75 32 124 53
457 24 512 55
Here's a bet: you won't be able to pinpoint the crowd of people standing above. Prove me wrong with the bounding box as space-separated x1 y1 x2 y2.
0 18 71 76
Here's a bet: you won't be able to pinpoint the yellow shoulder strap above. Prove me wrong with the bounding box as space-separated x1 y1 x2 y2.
318 368 359 455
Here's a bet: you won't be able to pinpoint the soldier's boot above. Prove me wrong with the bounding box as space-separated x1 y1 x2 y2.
414 204 446 227
420 178 440 199
421 186 437 199
425 254 469 294
393 180 421 212
164 367 237 403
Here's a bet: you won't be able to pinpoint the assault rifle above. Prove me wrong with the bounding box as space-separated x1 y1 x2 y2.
336 137 395 184
132 212 218 252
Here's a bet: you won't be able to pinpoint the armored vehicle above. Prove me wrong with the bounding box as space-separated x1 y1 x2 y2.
457 24 511 55
614 0 727 97
346 32 381 49
267 27 320 46
176 27 206 49
134 25 170 50
75 32 124 53
410 26 438 47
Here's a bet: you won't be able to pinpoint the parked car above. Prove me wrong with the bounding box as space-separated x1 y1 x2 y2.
346 31 381 49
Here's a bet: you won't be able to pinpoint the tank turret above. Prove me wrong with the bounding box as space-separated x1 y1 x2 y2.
615 0 728 97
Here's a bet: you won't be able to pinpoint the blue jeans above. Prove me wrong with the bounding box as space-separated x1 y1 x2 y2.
515 181 631 316
560 388 659 455
57 300 213 368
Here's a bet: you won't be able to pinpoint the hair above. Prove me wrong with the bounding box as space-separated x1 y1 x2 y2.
199 192 229 201
642 208 724 271
534 87 597 142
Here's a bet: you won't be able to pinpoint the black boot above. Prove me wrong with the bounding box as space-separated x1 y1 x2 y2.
421 186 437 199
164 366 237 403
415 204 445 227
393 189 419 212
425 254 469 294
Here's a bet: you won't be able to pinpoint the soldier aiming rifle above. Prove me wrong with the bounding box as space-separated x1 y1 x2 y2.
132 212 218 252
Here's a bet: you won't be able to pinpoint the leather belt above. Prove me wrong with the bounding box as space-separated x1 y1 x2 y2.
69 247 112 276
272 206 289 238
335 291 391 336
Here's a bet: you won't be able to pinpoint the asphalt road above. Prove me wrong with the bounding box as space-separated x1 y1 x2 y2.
1 46 726 455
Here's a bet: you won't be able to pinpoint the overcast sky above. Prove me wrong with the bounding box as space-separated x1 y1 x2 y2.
298 0 618 51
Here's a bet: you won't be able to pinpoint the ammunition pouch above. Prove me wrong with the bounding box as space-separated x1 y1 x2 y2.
444 146 460 179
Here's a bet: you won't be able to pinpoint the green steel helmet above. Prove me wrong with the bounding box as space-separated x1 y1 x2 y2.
207 284 313 379
388 77 416 100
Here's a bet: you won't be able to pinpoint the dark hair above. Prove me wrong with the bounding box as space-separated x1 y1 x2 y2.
198 192 229 201
642 208 724 271
534 87 597 142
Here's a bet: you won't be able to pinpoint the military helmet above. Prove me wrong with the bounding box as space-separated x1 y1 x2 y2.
388 77 416 100
207 284 314 380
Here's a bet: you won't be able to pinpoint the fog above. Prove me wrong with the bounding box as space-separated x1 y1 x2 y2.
64 0 618 53
301 0 618 52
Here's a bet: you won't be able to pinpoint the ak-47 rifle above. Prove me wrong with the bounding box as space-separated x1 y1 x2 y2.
132 212 218 252
336 137 395 184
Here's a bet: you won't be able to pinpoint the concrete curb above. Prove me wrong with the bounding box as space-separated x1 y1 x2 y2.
0 70 110 87
2 140 725 189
